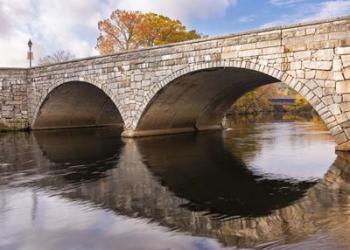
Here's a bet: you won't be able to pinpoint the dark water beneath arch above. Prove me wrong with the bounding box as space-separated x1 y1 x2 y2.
2 116 350 249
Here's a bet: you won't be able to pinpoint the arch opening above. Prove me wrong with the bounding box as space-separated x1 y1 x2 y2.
32 81 124 130
134 67 281 136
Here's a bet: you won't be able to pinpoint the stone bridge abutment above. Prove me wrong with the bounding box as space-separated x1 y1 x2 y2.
1 16 350 150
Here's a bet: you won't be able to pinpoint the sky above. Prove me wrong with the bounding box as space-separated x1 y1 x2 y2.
1 0 350 67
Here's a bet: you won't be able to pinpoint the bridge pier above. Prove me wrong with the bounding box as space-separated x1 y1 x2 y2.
121 127 196 137
121 125 223 138
336 142 350 151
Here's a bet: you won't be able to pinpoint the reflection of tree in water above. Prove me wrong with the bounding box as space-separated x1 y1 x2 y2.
222 114 331 162
224 111 326 127
222 116 273 161
224 113 275 126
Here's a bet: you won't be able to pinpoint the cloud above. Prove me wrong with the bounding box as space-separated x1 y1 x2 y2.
0 0 103 67
0 0 32 37
239 15 256 23
113 0 237 21
262 0 350 28
0 0 35 67
269 0 305 6
32 0 103 58
299 0 350 22
1 0 349 67
260 18 290 29
0 0 237 67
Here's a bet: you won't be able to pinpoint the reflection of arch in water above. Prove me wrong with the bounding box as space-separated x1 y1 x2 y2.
136 133 316 217
33 127 123 163
0 129 123 188
33 127 124 183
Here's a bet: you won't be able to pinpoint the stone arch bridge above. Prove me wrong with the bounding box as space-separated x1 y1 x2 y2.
1 16 350 150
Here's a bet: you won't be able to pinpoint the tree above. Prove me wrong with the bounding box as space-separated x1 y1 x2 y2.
229 84 280 114
96 10 201 55
136 13 201 47
38 50 75 65
97 10 142 53
285 94 314 114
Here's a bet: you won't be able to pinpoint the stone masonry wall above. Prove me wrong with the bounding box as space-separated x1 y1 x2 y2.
0 68 29 130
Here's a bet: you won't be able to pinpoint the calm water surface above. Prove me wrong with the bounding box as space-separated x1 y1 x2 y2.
2 117 350 250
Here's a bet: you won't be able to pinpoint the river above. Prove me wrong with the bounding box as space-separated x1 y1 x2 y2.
2 116 350 249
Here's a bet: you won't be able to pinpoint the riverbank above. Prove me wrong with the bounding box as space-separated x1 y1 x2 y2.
224 111 326 129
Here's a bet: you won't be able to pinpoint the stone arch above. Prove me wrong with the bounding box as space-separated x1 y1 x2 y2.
125 59 337 142
31 79 124 130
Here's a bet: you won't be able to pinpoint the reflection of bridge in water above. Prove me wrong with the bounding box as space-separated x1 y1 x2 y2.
1 129 350 248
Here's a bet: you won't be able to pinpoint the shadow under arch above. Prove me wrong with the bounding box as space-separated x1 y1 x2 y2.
128 61 331 139
32 81 124 130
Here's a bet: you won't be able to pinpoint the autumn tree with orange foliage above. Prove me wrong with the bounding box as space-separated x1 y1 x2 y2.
97 10 201 54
